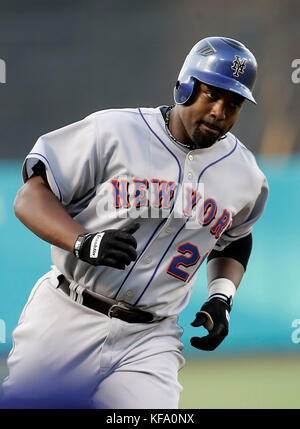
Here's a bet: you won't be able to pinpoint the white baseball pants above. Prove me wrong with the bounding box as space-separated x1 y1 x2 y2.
1 272 185 409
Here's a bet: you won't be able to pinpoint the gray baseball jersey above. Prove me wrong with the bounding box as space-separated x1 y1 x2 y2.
23 107 268 318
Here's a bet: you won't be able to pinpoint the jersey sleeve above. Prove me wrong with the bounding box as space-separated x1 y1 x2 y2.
213 176 269 251
22 113 101 208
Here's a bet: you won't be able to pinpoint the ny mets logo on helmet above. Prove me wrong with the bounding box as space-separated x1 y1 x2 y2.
231 55 247 77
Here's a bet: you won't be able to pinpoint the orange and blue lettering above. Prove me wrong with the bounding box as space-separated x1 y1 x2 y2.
210 209 231 239
183 187 202 217
133 179 149 208
110 179 130 208
151 179 176 209
197 198 217 226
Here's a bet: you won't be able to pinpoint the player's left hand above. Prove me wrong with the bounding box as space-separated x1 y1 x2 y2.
190 296 232 351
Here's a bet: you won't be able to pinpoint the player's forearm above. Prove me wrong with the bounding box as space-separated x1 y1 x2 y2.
206 256 245 289
14 176 87 252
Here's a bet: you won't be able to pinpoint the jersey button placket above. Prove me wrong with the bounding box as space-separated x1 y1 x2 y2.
186 152 195 181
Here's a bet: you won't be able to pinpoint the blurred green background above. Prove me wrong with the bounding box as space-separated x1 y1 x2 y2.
0 0 300 409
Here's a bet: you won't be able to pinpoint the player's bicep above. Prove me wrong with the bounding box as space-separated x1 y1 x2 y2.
14 175 55 219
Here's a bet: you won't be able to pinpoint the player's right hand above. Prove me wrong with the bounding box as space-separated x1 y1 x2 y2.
73 223 140 269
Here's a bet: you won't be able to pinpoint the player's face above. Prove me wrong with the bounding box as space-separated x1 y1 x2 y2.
176 82 244 149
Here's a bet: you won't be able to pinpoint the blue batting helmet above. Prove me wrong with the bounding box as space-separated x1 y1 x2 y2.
174 36 257 105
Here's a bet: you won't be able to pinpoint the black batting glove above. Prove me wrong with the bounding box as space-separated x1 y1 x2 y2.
190 295 232 351
73 223 140 270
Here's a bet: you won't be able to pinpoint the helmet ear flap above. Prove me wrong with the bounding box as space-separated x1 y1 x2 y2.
174 78 195 105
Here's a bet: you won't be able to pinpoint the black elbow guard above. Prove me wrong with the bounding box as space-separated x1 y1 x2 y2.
207 233 253 271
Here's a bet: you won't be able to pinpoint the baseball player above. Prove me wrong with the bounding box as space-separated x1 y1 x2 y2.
1 36 268 409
